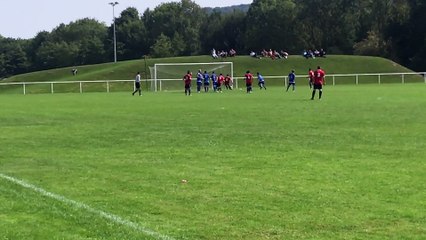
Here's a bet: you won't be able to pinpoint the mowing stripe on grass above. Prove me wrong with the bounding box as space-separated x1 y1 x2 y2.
0 173 175 240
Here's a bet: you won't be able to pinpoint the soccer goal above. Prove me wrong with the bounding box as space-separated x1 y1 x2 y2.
150 62 234 92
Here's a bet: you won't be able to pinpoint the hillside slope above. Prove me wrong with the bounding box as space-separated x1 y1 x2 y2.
3 55 414 84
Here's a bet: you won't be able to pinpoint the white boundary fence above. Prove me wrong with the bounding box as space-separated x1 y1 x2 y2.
0 80 134 95
233 72 426 87
0 72 425 95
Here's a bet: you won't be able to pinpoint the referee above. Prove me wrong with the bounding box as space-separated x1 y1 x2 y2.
132 72 142 96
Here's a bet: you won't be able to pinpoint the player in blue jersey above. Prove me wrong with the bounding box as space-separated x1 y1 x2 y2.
286 70 296 92
257 72 266 90
203 71 210 92
196 69 203 93
211 71 218 92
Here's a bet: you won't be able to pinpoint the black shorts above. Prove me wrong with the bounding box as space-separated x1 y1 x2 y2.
313 84 322 90
246 83 252 88
185 84 191 89
135 82 141 89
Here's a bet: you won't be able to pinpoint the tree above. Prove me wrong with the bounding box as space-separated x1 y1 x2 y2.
150 34 173 57
26 31 51 70
353 31 386 56
35 18 108 67
245 0 298 52
200 10 246 53
383 0 426 70
113 7 148 60
143 0 204 56
172 32 186 56
0 53 6 78
295 0 362 53
199 11 225 52
35 41 79 68
0 38 30 76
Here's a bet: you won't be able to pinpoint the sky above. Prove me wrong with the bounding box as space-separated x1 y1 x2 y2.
0 0 253 39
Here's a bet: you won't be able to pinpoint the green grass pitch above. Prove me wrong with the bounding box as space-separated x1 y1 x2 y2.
0 84 425 239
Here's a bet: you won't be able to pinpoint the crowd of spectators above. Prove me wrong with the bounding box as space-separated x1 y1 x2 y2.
211 48 237 59
303 49 326 59
212 47 326 60
250 49 289 60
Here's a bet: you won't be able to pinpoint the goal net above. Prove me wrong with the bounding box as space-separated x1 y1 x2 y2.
150 62 234 92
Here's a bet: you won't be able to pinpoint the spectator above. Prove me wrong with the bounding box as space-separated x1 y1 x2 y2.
212 48 219 59
314 49 320 57
71 68 78 76
219 50 227 58
309 50 315 59
280 50 289 59
268 49 275 60
303 50 309 59
320 48 326 57
274 50 282 59
303 49 315 59
250 51 262 59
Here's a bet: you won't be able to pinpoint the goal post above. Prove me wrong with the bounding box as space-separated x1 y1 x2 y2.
152 62 234 92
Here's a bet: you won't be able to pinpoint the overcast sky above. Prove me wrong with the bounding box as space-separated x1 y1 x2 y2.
0 0 253 39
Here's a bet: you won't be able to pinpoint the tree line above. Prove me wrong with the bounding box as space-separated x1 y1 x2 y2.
1 0 425 78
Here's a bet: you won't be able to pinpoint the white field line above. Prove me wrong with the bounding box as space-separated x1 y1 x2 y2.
0 173 175 240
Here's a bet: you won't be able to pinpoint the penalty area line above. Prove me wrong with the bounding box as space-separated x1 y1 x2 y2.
0 173 174 240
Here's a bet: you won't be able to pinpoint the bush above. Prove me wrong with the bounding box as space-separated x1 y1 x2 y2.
353 31 387 56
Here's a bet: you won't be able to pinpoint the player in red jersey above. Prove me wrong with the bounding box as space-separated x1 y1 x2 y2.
217 73 225 93
224 74 233 90
245 70 253 93
183 70 192 96
311 66 325 100
308 68 315 89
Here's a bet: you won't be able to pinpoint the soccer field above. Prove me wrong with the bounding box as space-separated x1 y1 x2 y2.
0 84 425 239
